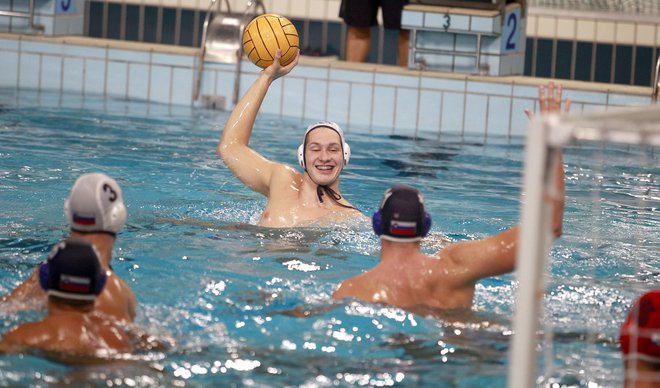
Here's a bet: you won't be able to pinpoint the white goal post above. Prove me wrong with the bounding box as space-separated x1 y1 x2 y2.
507 105 660 388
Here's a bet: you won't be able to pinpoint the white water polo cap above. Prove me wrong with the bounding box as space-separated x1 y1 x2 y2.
298 121 351 168
64 173 127 234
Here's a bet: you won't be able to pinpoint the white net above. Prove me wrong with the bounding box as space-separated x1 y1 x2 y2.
508 105 660 387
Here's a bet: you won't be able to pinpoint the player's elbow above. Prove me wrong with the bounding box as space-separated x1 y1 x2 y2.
217 142 233 162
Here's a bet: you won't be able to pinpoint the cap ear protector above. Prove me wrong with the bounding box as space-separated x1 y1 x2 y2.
298 121 351 168
38 262 107 295
371 186 432 241
372 209 432 238
38 240 107 298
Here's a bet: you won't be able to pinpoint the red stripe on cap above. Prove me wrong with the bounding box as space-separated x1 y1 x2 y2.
59 282 91 293
390 226 417 235
73 214 96 225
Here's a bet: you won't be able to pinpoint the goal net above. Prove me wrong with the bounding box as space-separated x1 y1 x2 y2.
508 105 660 387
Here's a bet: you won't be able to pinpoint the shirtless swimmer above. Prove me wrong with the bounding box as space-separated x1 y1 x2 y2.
218 49 365 227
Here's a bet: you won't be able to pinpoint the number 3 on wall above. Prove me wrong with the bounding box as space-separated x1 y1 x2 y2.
501 8 521 53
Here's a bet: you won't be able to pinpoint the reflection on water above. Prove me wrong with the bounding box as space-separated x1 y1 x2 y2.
0 92 658 386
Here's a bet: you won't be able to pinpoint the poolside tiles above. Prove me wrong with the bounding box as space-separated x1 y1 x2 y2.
0 34 651 140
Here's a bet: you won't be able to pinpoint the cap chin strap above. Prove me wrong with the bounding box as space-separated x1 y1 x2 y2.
70 228 117 239
305 168 359 211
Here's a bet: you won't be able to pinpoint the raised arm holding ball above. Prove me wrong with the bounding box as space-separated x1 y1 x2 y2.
218 15 364 228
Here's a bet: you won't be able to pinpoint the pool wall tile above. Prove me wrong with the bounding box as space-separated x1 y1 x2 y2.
464 94 488 136
487 96 513 137
237 73 258 103
512 84 541 99
294 65 329 80
0 38 19 51
455 34 477 53
374 73 418 88
149 65 172 104
62 57 84 93
581 103 606 112
327 81 350 124
40 54 62 91
215 70 235 106
128 63 150 101
607 93 650 106
21 40 62 55
18 53 41 90
171 67 194 105
394 88 420 136
441 91 464 134
199 68 216 97
63 44 106 59
348 83 374 128
420 77 466 93
280 77 305 118
329 68 371 84
106 61 128 98
417 89 442 133
60 94 85 109
471 16 497 33
109 48 150 63
0 51 19 88
84 58 106 95
510 98 533 137
401 11 423 28
304 79 328 120
372 85 395 130
418 30 454 51
566 89 608 105
468 81 512 96
152 52 195 67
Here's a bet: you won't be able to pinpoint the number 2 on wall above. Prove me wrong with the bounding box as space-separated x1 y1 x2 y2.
500 8 520 53
505 12 517 50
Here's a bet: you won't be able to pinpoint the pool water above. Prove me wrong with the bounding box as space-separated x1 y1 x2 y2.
0 90 657 387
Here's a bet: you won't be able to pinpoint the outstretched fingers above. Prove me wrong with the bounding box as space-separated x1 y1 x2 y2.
538 81 570 115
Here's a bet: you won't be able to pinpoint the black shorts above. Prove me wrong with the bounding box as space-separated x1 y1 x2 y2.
339 0 410 30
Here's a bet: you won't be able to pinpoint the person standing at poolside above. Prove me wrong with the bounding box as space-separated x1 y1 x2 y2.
340 0 410 67
1 173 137 323
0 238 132 360
218 49 364 227
333 83 568 313
620 290 660 388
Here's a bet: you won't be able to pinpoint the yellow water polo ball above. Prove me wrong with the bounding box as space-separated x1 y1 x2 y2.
242 13 299 69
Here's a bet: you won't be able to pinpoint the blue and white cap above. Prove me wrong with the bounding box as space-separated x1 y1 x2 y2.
297 121 351 168
39 237 107 301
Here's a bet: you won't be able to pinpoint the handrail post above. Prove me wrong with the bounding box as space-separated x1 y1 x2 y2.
0 0 45 33
652 56 660 103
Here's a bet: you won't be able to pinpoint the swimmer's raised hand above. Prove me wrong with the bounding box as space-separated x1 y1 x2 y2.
262 48 300 81
525 81 571 119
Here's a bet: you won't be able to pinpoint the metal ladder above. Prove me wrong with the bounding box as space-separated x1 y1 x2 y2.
0 0 44 33
653 56 660 103
193 0 265 106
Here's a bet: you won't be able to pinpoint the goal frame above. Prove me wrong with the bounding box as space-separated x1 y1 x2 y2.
507 105 660 388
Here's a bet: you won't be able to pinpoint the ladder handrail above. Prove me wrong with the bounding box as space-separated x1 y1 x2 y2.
231 1 266 104
193 0 231 101
0 0 45 33
652 55 660 103
193 0 265 104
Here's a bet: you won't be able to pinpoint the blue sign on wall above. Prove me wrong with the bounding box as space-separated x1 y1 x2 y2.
56 0 76 14
501 8 521 53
